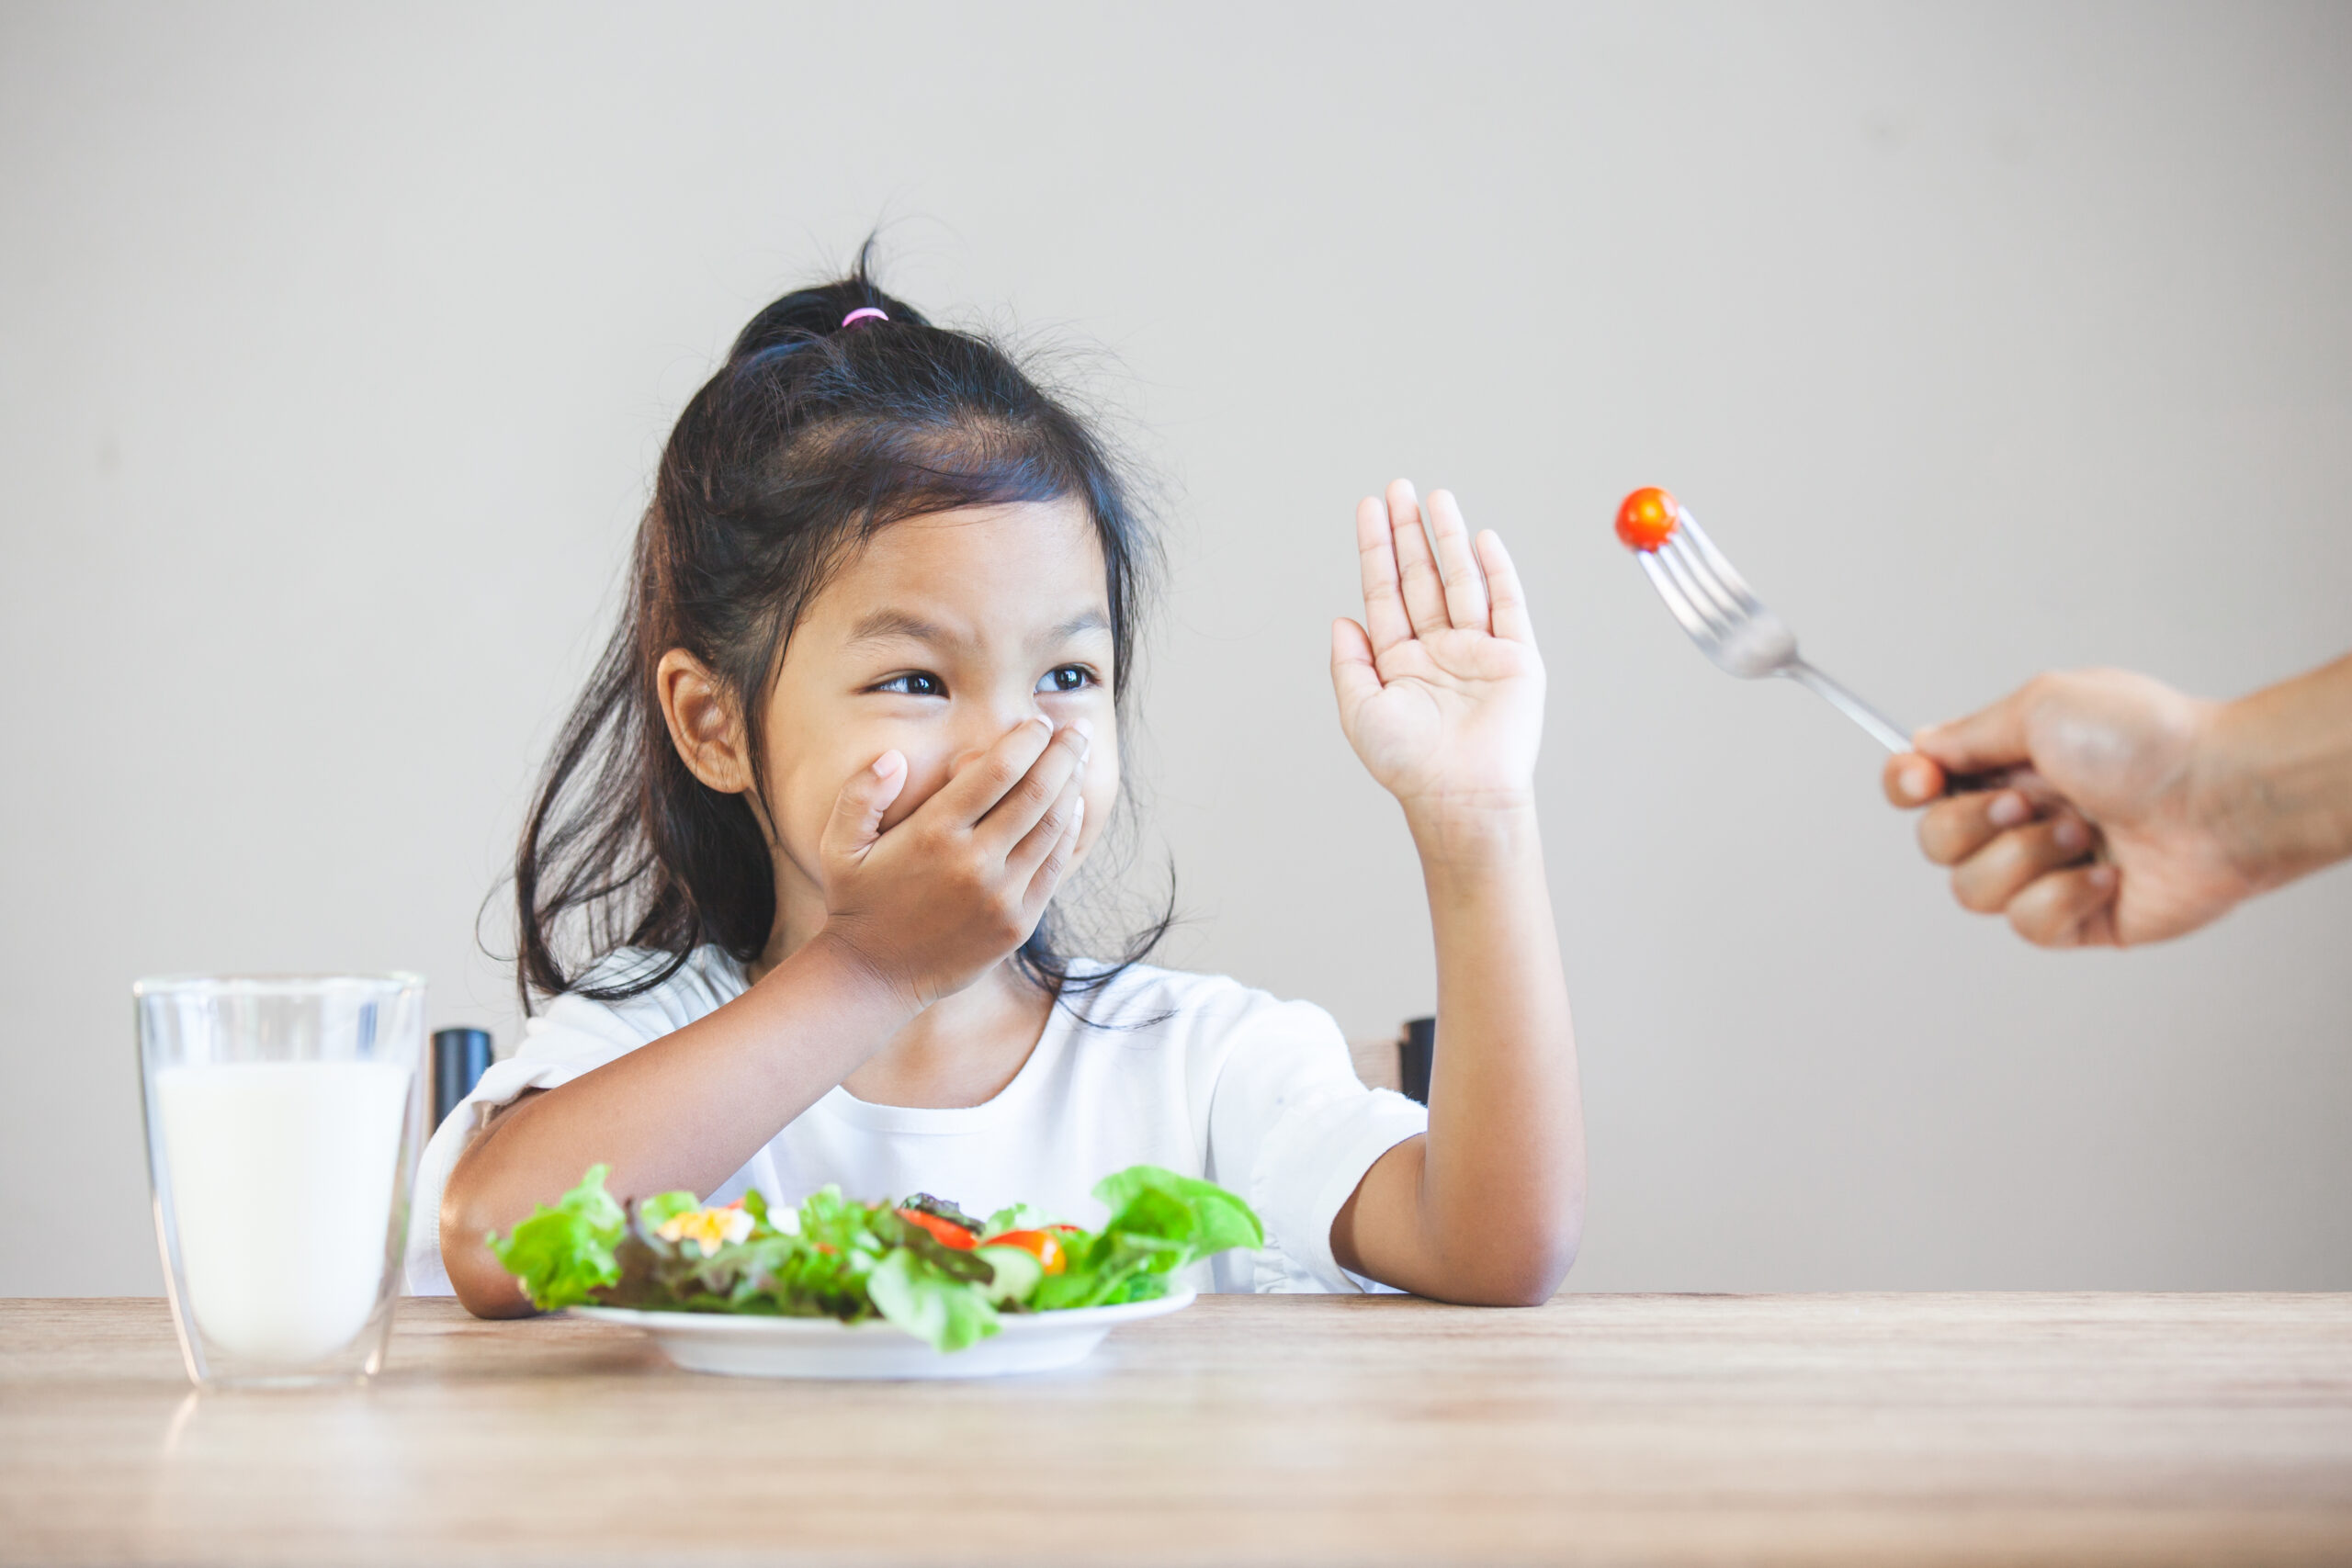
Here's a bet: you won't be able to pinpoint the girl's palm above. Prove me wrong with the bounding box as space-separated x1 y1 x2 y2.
1332 483 1544 811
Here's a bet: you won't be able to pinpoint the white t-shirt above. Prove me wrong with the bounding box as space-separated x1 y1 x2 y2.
404 949 1427 1298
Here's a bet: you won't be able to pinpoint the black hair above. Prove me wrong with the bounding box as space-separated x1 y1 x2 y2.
514 247 1168 1010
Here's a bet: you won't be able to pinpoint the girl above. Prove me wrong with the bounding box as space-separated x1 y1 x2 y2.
408 263 1584 1312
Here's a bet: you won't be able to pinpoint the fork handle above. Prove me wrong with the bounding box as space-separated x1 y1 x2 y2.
1781 661 2010 795
1781 661 1914 753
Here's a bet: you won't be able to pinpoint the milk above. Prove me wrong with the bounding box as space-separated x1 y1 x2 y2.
155 1061 412 1363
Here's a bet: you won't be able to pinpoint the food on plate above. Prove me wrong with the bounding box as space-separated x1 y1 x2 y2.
895 1203 981 1249
986 1228 1069 1274
1614 486 1681 551
486 1164 1263 1352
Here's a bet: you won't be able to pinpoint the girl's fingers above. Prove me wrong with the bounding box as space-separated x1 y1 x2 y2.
820 750 909 864
1916 786 2041 867
1009 765 1084 886
2006 863 2122 948
1387 479 1450 637
1023 793 1085 910
1423 490 1489 631
974 721 1090 854
929 716 1056 827
1949 812 2098 915
1476 529 1534 646
1355 496 1413 654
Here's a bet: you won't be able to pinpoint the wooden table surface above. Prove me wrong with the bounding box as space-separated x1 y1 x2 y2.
5 1293 2351 1566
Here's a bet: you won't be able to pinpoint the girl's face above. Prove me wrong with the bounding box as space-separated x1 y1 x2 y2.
751 497 1120 925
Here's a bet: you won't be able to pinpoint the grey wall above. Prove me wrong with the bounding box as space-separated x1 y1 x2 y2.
5 2 2347 1295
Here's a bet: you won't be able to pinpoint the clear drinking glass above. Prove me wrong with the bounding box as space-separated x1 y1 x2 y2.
135 974 428 1388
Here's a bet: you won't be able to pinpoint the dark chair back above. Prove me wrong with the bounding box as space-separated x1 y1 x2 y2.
1397 1017 1435 1105
431 1028 492 1129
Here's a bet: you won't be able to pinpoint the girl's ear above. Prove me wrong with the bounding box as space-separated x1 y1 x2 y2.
656 649 753 794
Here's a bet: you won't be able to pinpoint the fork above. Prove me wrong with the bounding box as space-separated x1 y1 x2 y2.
1617 487 1917 755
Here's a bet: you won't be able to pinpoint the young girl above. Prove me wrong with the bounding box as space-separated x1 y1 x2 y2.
407 264 1584 1311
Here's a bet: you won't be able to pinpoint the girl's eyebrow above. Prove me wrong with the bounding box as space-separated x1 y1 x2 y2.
1041 610 1111 646
842 606 1110 653
843 609 948 648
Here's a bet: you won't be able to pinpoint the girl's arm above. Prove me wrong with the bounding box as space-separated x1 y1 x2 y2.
1326 481 1585 1306
440 934 913 1317
440 717 1091 1316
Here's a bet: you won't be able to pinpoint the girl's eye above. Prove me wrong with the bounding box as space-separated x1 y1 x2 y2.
875 672 944 697
1037 665 1096 695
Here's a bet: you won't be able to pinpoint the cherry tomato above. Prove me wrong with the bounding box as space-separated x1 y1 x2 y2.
1615 487 1680 551
984 1228 1069 1275
896 1208 979 1249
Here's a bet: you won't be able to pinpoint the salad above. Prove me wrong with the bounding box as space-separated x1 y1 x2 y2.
487 1164 1263 1352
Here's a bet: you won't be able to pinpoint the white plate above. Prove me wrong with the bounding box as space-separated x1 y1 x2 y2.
573 1289 1196 1380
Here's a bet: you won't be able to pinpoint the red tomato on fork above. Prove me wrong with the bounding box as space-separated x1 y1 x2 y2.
1615 487 1681 551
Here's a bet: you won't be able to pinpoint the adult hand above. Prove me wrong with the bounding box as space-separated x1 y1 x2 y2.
1885 669 2274 947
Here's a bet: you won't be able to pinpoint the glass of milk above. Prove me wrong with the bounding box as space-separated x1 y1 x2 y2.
135 974 427 1388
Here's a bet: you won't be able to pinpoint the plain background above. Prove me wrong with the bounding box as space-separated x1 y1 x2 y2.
4 2 2347 1296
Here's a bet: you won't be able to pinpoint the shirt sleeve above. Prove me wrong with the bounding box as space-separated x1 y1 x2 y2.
401 960 723 1295
1204 991 1430 1294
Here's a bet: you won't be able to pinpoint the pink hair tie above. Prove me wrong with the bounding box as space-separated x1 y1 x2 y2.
840 307 889 329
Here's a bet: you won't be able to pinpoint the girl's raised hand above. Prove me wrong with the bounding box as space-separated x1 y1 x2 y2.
816 716 1090 1009
1331 480 1545 820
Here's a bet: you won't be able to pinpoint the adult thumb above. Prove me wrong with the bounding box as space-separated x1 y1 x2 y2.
1915 681 2040 774
822 750 909 866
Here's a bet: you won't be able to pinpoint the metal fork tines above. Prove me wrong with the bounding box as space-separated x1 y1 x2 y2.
1637 507 1915 755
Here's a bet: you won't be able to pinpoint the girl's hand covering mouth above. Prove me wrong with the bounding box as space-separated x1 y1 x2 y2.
1330 479 1546 829
815 714 1092 1010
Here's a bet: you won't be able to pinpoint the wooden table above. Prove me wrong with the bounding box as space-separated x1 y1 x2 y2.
5 1294 2350 1565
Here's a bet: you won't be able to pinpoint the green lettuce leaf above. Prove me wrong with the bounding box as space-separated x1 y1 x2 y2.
866 1248 1001 1351
1034 1228 1186 1310
1032 1166 1268 1310
484 1164 627 1311
1093 1165 1266 1255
